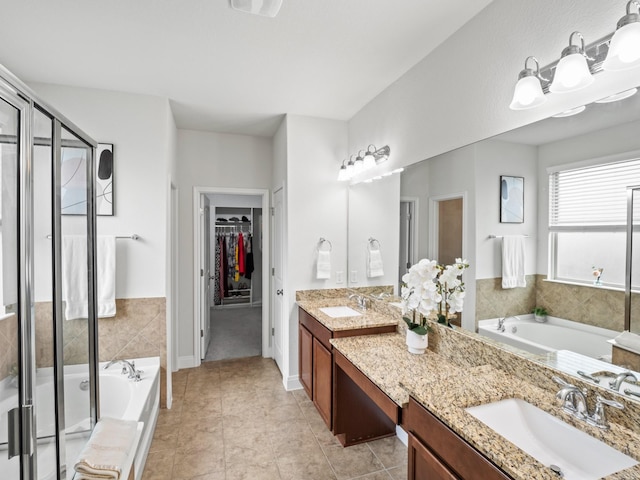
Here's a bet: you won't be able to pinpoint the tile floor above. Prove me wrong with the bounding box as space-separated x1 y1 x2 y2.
143 356 408 480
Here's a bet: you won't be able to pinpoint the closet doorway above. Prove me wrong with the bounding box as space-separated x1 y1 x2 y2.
193 187 270 365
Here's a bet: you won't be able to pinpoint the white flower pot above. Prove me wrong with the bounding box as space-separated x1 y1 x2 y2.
406 329 428 354
534 314 547 323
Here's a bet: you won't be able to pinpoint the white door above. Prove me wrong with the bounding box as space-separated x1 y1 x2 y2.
200 199 211 359
273 188 285 372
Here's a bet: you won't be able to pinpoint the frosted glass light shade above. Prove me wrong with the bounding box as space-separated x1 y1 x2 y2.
337 165 349 181
549 53 594 93
510 76 546 110
603 22 640 71
363 154 376 170
230 0 283 17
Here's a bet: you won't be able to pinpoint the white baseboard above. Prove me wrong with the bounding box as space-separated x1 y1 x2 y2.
396 425 408 446
284 375 302 391
178 355 197 369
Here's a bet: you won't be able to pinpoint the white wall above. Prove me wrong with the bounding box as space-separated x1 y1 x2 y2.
284 115 349 385
176 129 272 360
30 83 175 299
475 139 538 279
348 0 640 175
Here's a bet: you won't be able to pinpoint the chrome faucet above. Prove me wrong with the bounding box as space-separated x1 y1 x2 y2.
553 376 624 429
104 359 142 381
554 376 588 418
609 371 638 392
496 315 519 332
349 293 368 311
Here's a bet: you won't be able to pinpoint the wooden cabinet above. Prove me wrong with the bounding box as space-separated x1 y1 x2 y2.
299 324 313 398
406 397 512 480
298 306 396 431
313 338 332 426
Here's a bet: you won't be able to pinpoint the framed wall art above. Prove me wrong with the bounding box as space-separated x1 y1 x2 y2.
61 142 113 215
500 175 524 223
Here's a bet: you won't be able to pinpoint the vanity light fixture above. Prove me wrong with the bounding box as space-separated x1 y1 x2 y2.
509 57 547 110
363 145 377 170
510 2 640 111
338 145 391 182
602 0 640 71
549 32 594 93
229 0 283 17
552 105 586 118
337 159 350 181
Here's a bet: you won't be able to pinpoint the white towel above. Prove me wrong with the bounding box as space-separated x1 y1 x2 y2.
367 248 384 278
62 235 116 320
316 250 331 279
74 417 139 480
501 235 526 289
614 331 640 355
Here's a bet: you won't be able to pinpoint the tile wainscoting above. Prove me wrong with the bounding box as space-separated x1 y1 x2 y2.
476 275 625 332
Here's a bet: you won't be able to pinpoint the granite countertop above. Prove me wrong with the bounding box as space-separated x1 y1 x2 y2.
330 332 640 480
297 298 399 332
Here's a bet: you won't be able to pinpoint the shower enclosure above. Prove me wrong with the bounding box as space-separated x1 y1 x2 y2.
0 65 99 479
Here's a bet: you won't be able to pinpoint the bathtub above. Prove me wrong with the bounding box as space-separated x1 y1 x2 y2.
0 356 159 480
478 314 617 359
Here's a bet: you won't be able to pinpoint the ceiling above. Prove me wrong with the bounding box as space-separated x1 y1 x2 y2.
0 0 492 136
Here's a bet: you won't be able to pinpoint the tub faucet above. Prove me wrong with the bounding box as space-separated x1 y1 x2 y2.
609 371 638 392
496 315 519 332
104 359 142 382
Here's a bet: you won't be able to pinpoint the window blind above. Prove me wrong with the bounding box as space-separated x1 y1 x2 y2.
549 158 640 227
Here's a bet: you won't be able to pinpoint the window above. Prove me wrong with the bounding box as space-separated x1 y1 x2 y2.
548 158 640 287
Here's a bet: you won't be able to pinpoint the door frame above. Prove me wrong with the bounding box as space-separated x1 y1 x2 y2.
271 185 287 382
428 191 470 329
192 186 271 366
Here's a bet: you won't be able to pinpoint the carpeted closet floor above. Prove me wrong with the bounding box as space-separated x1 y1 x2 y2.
204 306 262 362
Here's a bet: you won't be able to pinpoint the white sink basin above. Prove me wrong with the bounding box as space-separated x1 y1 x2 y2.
319 306 362 318
466 398 638 480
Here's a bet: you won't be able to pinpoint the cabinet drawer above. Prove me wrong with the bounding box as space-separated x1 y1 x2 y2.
407 397 511 480
408 432 458 480
299 308 332 349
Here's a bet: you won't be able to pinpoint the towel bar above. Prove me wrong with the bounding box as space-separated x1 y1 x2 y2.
318 237 332 251
488 234 531 239
46 234 140 240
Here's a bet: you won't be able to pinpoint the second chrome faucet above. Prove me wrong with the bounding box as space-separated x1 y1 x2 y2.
553 376 624 429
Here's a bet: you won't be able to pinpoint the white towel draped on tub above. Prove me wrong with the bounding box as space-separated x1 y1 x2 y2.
367 247 384 278
62 235 116 320
614 331 640 355
316 250 331 280
74 417 139 480
501 235 526 289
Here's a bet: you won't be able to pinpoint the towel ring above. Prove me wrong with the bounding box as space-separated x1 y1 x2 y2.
367 237 381 250
318 237 332 252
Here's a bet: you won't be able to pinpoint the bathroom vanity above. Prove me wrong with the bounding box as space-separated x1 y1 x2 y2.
297 289 640 479
297 298 397 430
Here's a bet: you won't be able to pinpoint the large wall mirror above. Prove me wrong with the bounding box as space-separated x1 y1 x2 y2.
346 83 640 400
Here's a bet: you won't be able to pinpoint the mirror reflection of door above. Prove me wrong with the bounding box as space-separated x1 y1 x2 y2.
437 197 463 266
399 199 417 289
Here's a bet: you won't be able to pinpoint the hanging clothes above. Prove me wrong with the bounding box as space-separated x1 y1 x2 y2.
220 235 228 298
234 240 240 282
238 232 245 277
214 235 221 305
245 235 254 280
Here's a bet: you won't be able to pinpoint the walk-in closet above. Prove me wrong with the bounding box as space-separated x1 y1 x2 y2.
204 194 263 362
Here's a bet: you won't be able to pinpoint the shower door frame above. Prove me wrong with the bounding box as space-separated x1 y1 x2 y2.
0 64 100 480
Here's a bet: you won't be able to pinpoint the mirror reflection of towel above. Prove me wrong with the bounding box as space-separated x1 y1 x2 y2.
501 235 526 288
367 248 384 278
317 250 331 279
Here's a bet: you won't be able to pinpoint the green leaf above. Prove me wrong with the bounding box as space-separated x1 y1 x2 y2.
411 325 429 335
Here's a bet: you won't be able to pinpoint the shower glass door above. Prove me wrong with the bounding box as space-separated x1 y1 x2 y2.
0 91 22 480
59 124 95 475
